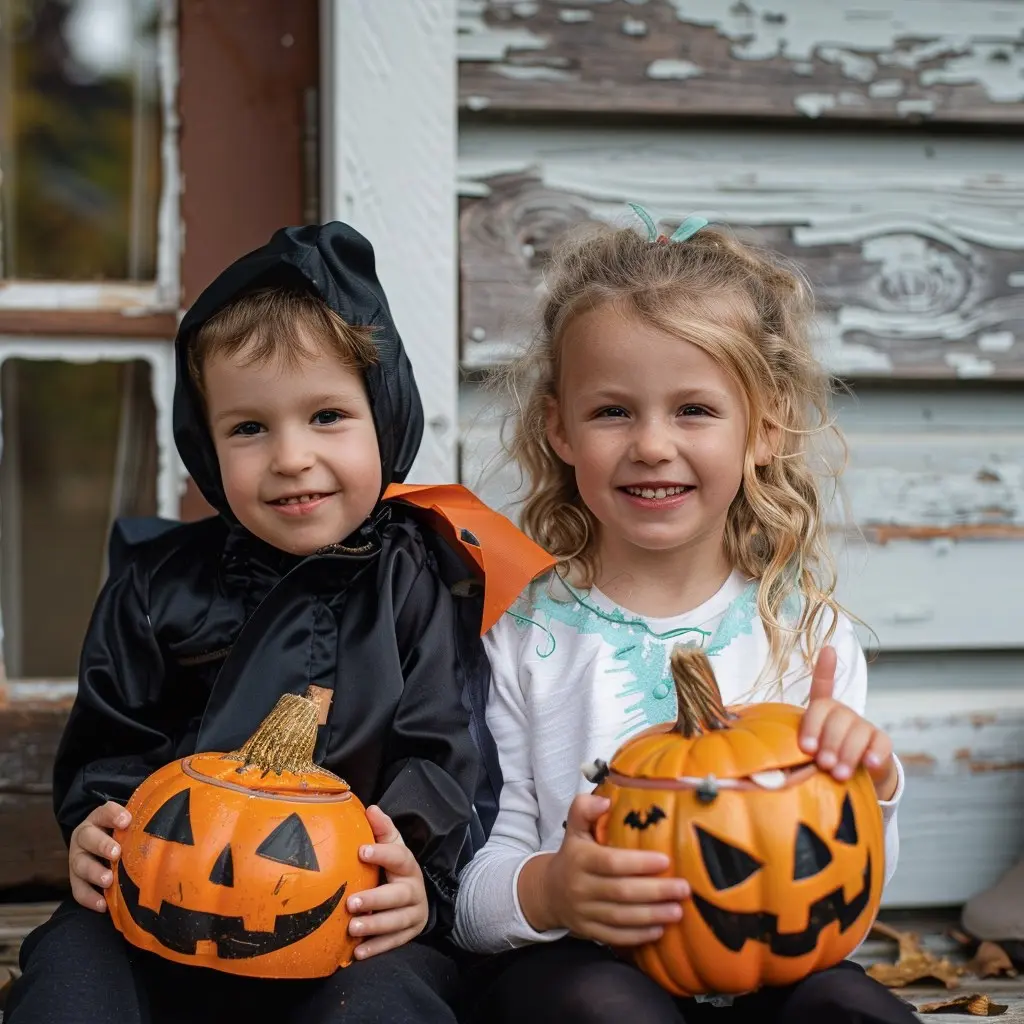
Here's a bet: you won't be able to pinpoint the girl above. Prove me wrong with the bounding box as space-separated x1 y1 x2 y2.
452 211 916 1024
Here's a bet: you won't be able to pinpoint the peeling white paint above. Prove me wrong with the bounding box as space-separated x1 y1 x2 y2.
457 0 548 61
978 330 1015 352
511 0 538 16
920 44 1024 103
557 8 593 22
793 62 814 76
896 98 937 117
944 351 996 377
659 0 1024 103
465 94 492 111
868 79 905 98
794 92 836 117
494 64 574 81
459 125 1024 374
621 17 648 36
646 58 703 80
818 46 877 83
820 339 894 374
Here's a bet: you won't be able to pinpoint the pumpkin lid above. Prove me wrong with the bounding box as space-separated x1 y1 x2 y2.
185 752 352 797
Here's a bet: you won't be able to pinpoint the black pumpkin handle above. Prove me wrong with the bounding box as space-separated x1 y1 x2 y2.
670 647 733 738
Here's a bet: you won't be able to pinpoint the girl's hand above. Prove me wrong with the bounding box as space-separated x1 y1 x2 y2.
68 801 131 912
517 793 690 947
800 647 899 801
346 805 428 959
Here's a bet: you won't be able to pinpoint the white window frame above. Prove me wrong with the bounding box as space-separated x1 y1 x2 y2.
0 0 181 313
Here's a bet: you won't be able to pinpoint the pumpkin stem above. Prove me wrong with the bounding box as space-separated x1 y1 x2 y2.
669 647 732 737
229 691 326 776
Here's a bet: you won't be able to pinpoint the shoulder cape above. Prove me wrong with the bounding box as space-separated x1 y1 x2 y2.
383 483 554 633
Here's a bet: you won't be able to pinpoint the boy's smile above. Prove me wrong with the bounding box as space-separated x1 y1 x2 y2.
203 333 382 555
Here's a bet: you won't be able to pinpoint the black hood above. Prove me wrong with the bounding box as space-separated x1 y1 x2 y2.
173 222 424 517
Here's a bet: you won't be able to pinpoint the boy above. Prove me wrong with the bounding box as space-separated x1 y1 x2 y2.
7 223 541 1024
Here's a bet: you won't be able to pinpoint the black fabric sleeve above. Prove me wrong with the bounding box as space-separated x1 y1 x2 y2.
52 564 172 845
375 552 480 937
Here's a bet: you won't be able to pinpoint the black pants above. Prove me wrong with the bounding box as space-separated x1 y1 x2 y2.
464 938 919 1024
5 900 461 1024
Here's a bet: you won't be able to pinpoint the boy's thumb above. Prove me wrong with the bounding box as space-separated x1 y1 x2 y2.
365 804 402 845
564 793 610 838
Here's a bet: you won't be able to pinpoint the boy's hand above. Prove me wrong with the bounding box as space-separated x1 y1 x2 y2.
800 646 899 801
69 801 131 912
518 793 690 947
346 805 428 959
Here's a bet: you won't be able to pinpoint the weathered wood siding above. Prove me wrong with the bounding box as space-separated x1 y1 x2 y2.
459 0 1024 125
459 126 1024 378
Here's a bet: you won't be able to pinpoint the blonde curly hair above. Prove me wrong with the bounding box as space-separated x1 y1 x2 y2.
497 220 850 689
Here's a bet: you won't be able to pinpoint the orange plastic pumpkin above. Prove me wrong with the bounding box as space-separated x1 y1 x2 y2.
592 648 883 997
108 691 379 978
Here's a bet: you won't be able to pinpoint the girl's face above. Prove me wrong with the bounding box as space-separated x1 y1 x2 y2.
546 304 769 576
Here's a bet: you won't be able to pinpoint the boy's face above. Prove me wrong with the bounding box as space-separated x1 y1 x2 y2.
203 332 382 555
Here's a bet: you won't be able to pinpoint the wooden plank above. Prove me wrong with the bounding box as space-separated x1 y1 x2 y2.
458 0 1024 126
178 0 319 305
0 311 176 338
869 688 1024 908
0 695 72 889
322 0 459 483
458 125 1024 378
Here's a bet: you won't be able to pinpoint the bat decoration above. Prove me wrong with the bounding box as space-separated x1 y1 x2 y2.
624 805 667 831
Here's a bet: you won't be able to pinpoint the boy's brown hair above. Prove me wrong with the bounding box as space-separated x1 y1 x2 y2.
187 286 378 391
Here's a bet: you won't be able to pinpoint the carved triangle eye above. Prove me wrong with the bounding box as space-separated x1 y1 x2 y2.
208 844 234 888
834 794 858 845
256 813 320 871
695 825 762 890
794 823 833 879
143 789 194 846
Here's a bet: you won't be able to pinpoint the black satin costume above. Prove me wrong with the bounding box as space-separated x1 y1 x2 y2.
51 222 490 934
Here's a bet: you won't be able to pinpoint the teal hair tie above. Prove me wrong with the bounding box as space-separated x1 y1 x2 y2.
669 214 709 242
628 202 708 244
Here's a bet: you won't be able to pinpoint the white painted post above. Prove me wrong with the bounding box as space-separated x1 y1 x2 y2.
320 0 458 483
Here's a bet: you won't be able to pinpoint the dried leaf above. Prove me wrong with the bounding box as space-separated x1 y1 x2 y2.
969 941 1018 979
867 923 963 989
916 994 1008 1016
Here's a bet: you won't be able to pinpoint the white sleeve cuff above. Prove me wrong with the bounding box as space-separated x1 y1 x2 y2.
878 754 904 820
510 852 570 945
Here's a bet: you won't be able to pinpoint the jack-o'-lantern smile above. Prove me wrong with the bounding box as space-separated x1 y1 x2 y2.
118 863 347 959
691 859 873 956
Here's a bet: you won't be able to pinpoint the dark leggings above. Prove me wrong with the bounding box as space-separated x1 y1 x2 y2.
466 938 919 1024
5 900 461 1024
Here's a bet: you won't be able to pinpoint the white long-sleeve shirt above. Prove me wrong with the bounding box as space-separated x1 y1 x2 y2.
454 569 903 954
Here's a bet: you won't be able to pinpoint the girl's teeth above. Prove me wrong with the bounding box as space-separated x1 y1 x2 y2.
626 485 688 499
280 494 322 505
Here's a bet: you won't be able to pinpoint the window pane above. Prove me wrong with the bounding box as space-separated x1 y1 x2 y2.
0 0 161 281
0 359 157 678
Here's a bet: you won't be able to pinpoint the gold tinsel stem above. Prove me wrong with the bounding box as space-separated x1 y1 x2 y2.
229 692 322 775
